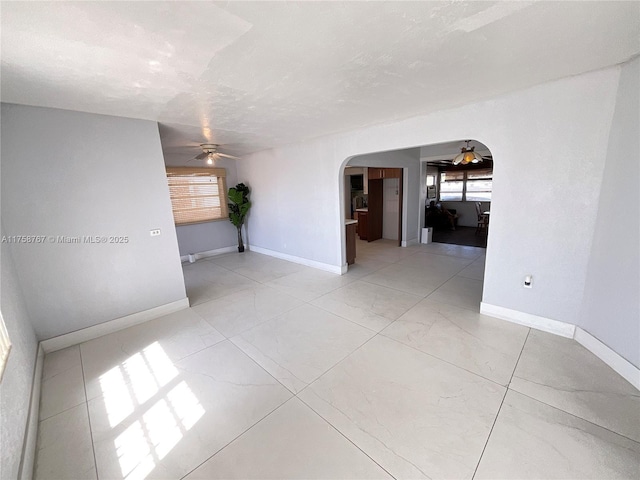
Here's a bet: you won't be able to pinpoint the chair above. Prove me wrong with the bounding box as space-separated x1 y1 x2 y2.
475 202 489 234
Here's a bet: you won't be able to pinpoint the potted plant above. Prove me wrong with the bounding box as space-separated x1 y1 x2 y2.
228 183 251 252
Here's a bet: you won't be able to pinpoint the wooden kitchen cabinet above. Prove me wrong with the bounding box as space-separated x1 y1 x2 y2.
368 167 383 180
383 168 402 178
367 167 402 180
366 180 383 242
358 211 368 240
346 222 357 265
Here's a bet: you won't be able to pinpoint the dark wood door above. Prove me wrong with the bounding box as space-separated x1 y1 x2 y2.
397 171 403 246
367 179 383 242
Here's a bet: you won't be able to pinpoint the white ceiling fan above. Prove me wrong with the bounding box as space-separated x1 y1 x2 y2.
189 144 239 165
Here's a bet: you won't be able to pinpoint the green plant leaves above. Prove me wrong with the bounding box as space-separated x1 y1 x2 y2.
228 183 251 227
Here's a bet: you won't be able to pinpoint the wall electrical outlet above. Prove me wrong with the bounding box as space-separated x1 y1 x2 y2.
150 229 161 237
524 275 533 288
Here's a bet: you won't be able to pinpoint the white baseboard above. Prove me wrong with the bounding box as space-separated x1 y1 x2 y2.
574 327 639 391
19 344 43 480
480 302 575 338
180 245 237 263
402 237 420 247
480 303 639 391
40 298 190 353
249 245 343 275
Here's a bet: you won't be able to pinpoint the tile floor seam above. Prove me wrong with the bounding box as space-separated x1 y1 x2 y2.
309 298 405 335
294 331 384 399
223 337 296 397
294 393 399 480
471 329 530 479
78 344 100 480
38 399 88 423
285 332 378 396
417 271 481 305
40 362 81 382
296 384 433 479
377 332 510 389
356 275 435 299
229 337 309 395
505 386 640 445
177 396 295 480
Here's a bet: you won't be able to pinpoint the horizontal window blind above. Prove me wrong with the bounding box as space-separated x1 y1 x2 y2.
166 168 228 225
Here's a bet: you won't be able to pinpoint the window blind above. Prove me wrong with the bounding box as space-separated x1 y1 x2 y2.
166 168 228 225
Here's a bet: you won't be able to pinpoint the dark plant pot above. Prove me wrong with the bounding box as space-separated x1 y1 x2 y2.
237 226 245 253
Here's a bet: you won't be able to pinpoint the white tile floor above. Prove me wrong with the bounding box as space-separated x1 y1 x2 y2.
35 239 640 479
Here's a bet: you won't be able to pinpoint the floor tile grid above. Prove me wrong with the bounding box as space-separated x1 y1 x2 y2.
181 250 480 479
36 348 99 479
186 246 470 339
376 324 517 392
505 376 640 447
187 248 501 395
78 334 295 480
178 335 396 480
470 329 531 479
176 381 293 479
78 348 100 480
37 244 640 479
211 324 521 479
357 255 483 316
182 245 516 479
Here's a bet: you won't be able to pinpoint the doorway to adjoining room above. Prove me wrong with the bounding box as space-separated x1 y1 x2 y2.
421 140 493 249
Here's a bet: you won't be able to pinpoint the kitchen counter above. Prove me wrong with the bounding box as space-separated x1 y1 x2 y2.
355 208 368 212
345 220 357 265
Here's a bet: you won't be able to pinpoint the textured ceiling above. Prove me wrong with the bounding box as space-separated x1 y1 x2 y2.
2 1 639 163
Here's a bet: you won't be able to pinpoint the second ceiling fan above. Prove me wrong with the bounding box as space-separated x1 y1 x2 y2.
190 144 239 165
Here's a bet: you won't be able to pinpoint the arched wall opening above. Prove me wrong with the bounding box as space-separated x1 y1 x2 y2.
337 139 494 280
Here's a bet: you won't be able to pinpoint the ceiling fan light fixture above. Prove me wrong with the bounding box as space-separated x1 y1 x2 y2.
452 140 483 166
207 153 215 165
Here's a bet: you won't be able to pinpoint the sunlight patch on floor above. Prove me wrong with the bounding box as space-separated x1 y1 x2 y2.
99 342 205 480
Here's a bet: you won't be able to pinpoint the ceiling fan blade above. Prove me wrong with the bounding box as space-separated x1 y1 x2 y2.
194 152 208 160
216 152 240 159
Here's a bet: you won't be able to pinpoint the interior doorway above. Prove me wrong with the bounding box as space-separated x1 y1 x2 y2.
421 140 493 249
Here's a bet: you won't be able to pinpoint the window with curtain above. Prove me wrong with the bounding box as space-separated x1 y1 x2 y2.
166 168 228 225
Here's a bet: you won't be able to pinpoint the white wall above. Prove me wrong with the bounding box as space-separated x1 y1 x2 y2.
0 223 38 480
1 104 187 340
578 57 640 368
172 157 239 256
238 64 621 329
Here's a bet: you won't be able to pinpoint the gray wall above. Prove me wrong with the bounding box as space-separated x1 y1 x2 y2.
1 104 186 340
171 157 239 256
578 57 640 368
0 223 38 480
238 64 620 326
